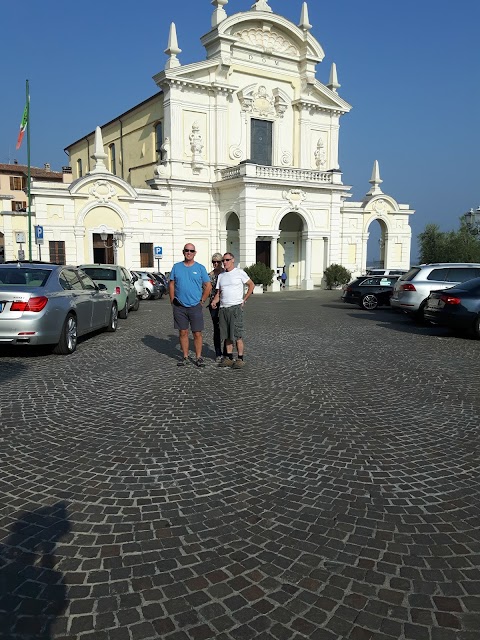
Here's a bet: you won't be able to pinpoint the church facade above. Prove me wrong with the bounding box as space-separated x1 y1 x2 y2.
12 0 413 287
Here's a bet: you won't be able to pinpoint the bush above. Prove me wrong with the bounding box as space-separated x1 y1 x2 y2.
324 263 351 289
244 262 275 287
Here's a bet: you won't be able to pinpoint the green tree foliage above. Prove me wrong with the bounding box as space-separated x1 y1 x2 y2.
324 263 351 289
244 262 275 286
418 218 480 263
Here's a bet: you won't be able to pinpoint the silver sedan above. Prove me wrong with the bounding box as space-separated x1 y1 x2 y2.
0 263 118 354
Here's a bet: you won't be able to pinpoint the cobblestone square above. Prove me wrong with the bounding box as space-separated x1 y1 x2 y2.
1 290 480 639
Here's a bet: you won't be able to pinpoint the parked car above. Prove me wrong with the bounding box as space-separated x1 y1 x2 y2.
150 272 167 298
132 271 162 300
79 264 139 318
342 275 400 309
390 263 480 320
0 262 117 354
366 268 408 276
424 277 480 338
132 273 147 299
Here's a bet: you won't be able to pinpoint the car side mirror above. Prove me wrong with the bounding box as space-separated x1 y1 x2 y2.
131 274 138 282
97 283 107 291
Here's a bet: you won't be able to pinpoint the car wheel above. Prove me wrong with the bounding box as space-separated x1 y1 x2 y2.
361 294 378 310
53 313 77 355
413 301 430 324
106 304 118 332
141 289 150 300
119 300 129 319
133 296 140 311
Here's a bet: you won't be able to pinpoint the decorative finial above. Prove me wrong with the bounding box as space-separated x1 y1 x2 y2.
327 63 341 92
164 23 182 70
211 0 228 28
366 160 384 196
89 127 108 174
299 2 312 31
251 0 272 13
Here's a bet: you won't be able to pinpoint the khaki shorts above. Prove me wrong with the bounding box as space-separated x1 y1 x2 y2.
219 304 244 342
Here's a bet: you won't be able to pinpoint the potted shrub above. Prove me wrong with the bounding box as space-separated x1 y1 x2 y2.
244 262 275 294
323 263 351 289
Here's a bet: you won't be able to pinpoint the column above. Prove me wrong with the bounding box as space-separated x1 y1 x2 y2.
301 234 313 290
219 230 227 254
269 233 281 292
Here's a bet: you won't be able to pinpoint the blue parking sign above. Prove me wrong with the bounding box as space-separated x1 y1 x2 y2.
154 246 163 257
34 225 44 244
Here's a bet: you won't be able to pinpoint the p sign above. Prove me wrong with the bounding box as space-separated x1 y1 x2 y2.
154 246 163 258
35 225 44 244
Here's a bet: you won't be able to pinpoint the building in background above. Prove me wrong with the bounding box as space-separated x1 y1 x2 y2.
0 163 64 263
7 0 413 285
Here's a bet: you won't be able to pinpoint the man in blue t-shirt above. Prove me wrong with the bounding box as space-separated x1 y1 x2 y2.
169 243 211 367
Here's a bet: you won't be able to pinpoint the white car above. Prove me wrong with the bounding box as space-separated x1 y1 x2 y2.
131 272 147 299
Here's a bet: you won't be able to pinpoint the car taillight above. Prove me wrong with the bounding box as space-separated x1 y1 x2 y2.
401 283 416 291
149 279 155 285
11 296 48 312
115 286 121 294
346 287 353 292
440 294 461 305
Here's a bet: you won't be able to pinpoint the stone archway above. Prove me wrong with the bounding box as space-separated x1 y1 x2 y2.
226 212 240 263
0 232 4 263
366 218 388 270
279 212 305 287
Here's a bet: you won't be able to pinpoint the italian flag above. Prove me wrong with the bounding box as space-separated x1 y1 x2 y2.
16 102 29 150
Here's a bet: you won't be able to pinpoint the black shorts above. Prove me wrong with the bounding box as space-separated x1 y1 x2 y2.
172 301 204 332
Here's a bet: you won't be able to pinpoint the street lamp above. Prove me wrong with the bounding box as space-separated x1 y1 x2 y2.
100 230 125 263
464 207 480 235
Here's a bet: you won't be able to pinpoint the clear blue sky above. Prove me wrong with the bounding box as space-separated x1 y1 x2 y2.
1 0 479 262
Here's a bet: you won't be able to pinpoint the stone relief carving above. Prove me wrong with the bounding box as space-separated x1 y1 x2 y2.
189 123 204 175
189 123 204 157
238 85 289 118
283 188 306 211
234 27 299 56
281 150 292 166
372 198 389 214
314 139 327 169
88 180 116 202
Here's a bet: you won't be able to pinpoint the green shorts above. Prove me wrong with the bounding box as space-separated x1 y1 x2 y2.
219 304 244 342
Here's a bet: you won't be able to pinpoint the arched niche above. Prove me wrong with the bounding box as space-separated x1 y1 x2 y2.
226 212 240 262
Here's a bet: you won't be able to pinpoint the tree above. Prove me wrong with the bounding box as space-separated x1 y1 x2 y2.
244 262 274 286
324 264 351 289
418 217 480 263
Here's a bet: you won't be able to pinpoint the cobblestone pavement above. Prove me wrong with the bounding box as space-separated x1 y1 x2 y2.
1 289 480 640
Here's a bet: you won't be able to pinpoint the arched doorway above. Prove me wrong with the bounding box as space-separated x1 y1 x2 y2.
226 212 240 263
0 232 4 263
366 219 387 270
279 212 304 287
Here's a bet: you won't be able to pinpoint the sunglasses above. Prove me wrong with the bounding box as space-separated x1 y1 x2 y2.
184 249 196 253
212 260 221 264
222 258 232 262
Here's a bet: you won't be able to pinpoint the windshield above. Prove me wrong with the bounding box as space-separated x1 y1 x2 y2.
82 267 117 281
0 267 51 287
400 267 421 281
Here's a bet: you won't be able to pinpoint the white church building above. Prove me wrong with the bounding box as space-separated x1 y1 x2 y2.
5 0 413 287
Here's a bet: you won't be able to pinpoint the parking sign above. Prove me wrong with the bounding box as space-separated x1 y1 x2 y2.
154 246 163 258
35 225 44 244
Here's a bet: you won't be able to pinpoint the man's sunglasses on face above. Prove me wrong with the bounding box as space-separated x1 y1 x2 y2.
184 249 196 253
222 258 232 262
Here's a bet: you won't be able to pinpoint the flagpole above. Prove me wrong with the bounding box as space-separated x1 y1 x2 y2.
26 79 32 261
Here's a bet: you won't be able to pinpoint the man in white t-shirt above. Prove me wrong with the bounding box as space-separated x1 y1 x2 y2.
210 252 255 369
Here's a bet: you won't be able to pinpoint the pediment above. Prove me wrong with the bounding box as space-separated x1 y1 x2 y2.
232 24 300 57
69 174 138 200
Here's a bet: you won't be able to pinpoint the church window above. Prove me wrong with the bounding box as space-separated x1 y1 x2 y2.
77 158 83 178
251 119 272 166
109 144 116 175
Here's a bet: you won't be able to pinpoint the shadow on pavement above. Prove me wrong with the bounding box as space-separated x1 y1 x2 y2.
346 309 454 337
0 361 30 381
0 502 70 640
142 333 217 361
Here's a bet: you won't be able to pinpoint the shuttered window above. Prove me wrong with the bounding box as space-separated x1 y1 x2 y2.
49 241 66 265
251 119 273 166
140 243 153 268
